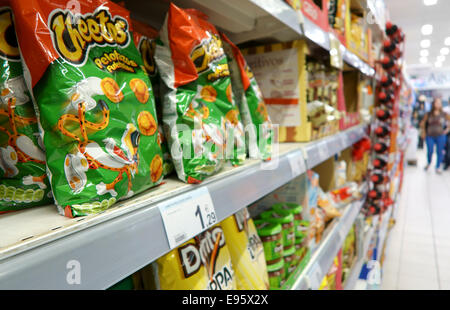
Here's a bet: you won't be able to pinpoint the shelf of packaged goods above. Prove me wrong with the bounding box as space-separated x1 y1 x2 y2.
344 225 376 290
0 126 368 289
376 205 393 261
290 185 368 290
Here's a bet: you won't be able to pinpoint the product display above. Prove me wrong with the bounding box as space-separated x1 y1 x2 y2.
0 4 51 211
155 4 246 184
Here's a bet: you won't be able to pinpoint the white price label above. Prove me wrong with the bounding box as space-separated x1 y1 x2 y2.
318 142 329 161
310 262 324 289
159 187 217 249
288 152 306 178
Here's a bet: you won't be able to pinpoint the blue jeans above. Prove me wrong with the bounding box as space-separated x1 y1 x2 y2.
426 135 447 169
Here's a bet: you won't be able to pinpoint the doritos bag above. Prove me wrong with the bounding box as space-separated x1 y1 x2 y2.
221 33 274 160
0 2 51 211
155 3 246 184
221 208 269 290
11 0 163 217
131 19 174 176
152 224 237 290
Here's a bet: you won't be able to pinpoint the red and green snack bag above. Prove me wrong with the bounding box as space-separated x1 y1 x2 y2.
0 2 52 212
131 19 174 176
155 3 246 184
220 33 273 161
11 0 163 217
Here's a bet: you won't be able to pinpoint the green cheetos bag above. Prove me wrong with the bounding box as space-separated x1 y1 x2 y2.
11 0 163 217
0 2 51 212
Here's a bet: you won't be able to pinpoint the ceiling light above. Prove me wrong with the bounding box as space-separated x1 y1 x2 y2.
421 39 431 48
445 37 450 46
441 47 450 55
420 57 428 64
437 55 446 62
420 50 429 57
435 62 443 67
421 24 433 35
424 0 438 5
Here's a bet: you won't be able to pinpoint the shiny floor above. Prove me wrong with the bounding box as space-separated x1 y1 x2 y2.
381 149 450 290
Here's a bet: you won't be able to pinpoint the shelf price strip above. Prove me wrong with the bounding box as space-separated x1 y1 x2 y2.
158 187 217 249
288 151 306 178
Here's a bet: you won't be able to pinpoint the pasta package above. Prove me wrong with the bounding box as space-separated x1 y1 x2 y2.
0 2 51 211
221 33 273 160
155 3 246 184
131 18 174 176
11 0 163 217
153 224 237 290
221 208 269 290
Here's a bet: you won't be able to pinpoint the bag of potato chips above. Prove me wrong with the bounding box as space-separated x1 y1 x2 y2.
155 3 246 184
221 33 273 160
131 19 174 176
11 0 163 217
221 208 269 290
152 224 236 290
0 1 51 212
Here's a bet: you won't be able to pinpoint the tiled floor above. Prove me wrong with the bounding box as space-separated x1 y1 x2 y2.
381 150 450 290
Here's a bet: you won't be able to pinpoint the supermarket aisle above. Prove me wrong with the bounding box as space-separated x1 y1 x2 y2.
382 150 450 290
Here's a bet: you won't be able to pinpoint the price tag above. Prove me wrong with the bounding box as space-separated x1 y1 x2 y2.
159 187 217 249
318 141 330 162
309 262 324 289
288 152 306 178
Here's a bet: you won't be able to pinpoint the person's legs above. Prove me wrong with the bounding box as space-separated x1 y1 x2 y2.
425 136 435 169
445 133 450 170
436 135 447 170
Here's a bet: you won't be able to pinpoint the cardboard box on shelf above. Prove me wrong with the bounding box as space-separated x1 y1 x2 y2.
301 0 330 31
242 41 312 142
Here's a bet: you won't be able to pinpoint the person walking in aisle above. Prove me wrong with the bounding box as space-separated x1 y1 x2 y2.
413 98 427 149
420 98 450 174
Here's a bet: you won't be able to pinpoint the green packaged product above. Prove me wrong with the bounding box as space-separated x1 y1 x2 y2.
267 258 285 290
254 219 283 263
272 202 305 239
283 245 298 277
0 4 51 212
295 238 307 261
155 4 246 184
260 210 295 248
12 0 163 217
220 33 273 160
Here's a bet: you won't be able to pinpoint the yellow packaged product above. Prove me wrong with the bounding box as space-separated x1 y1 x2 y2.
152 224 236 290
221 208 269 290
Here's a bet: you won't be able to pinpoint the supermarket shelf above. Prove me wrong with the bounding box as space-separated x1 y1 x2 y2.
376 205 393 261
290 186 368 290
344 225 376 290
0 125 367 289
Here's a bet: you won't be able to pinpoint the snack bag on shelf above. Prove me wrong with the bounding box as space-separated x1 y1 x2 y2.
155 4 246 184
131 19 173 176
151 224 237 290
11 0 163 217
0 3 52 212
221 208 269 290
317 188 341 223
221 33 273 160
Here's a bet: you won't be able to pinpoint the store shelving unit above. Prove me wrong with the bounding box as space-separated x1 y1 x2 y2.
289 184 368 290
0 124 367 289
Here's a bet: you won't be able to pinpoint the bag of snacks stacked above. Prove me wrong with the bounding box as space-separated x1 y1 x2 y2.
11 0 163 217
155 3 246 184
220 33 273 160
221 208 269 290
131 18 174 176
150 224 237 290
0 2 51 212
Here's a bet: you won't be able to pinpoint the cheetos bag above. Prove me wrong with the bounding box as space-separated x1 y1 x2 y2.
11 0 163 217
0 1 51 212
155 3 246 184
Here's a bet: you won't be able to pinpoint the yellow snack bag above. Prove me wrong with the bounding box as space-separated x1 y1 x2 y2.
221 208 270 290
153 224 236 290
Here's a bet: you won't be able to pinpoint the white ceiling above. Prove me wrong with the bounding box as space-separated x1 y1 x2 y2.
385 0 450 70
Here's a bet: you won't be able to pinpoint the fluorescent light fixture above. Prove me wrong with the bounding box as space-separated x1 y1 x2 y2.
441 47 450 55
437 55 446 62
445 37 450 46
421 39 431 48
421 24 433 35
424 0 438 5
435 62 443 67
420 50 429 57
420 57 428 64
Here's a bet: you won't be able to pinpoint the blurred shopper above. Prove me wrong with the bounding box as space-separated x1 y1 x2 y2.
444 101 450 170
413 98 427 149
421 98 450 173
